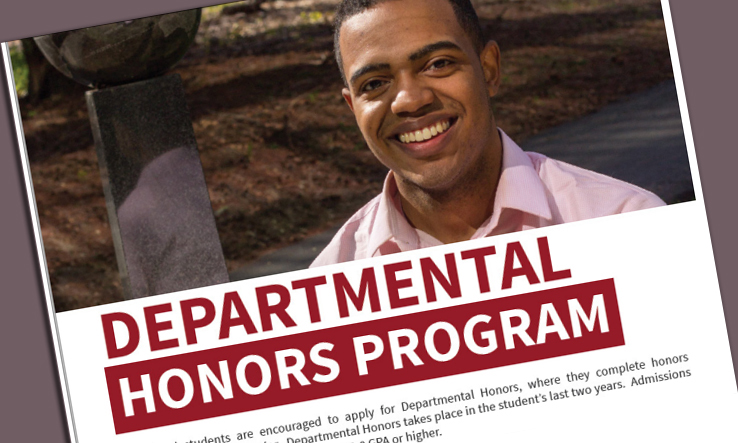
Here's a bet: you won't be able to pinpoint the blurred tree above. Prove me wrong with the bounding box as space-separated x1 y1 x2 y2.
8 42 28 97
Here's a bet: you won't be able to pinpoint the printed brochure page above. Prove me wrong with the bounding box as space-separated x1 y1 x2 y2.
3 0 736 442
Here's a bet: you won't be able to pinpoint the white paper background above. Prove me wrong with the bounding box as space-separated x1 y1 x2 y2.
56 202 738 443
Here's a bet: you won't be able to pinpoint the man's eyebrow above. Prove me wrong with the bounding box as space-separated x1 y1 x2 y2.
349 63 391 88
409 41 463 61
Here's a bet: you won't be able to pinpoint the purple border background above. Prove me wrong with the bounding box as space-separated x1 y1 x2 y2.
0 1 735 441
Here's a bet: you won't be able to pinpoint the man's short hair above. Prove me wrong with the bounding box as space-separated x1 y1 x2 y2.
333 0 485 86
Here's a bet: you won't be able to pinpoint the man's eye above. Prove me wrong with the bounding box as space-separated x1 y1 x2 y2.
428 59 453 71
361 79 386 93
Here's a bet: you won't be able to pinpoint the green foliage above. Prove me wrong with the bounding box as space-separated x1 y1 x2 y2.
201 2 237 21
8 42 28 98
299 11 325 25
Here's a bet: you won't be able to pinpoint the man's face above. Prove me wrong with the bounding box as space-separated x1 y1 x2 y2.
339 0 501 192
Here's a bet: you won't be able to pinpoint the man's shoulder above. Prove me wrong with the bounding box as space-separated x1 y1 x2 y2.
525 151 666 218
309 193 383 268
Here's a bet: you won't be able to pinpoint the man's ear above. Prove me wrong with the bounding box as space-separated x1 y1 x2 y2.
342 88 355 112
480 41 501 97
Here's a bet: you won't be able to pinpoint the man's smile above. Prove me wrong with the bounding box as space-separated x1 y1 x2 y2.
386 116 459 160
397 119 452 143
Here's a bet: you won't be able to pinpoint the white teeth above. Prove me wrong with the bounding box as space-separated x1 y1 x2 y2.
398 120 451 143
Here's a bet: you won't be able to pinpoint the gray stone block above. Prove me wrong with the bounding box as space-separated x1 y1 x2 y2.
87 73 228 298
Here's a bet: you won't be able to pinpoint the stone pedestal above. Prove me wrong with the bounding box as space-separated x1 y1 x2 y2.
86 73 228 298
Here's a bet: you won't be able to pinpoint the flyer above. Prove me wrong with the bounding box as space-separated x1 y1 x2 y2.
2 1 737 442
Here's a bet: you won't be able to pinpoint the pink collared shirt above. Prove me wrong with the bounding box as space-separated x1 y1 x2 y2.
310 130 665 267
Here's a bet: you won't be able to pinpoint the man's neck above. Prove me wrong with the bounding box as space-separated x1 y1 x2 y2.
396 133 503 244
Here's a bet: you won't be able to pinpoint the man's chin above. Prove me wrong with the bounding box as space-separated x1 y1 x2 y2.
396 168 464 196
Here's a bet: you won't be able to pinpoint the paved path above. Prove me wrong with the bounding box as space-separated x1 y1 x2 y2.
522 80 692 204
231 79 692 281
229 225 341 281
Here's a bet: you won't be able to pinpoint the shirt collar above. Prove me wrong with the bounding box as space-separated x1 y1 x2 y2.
490 130 552 223
367 173 419 256
367 129 552 257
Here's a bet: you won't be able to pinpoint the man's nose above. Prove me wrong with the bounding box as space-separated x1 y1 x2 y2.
390 76 434 116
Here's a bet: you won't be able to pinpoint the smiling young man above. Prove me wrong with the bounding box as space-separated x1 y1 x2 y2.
310 0 664 267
